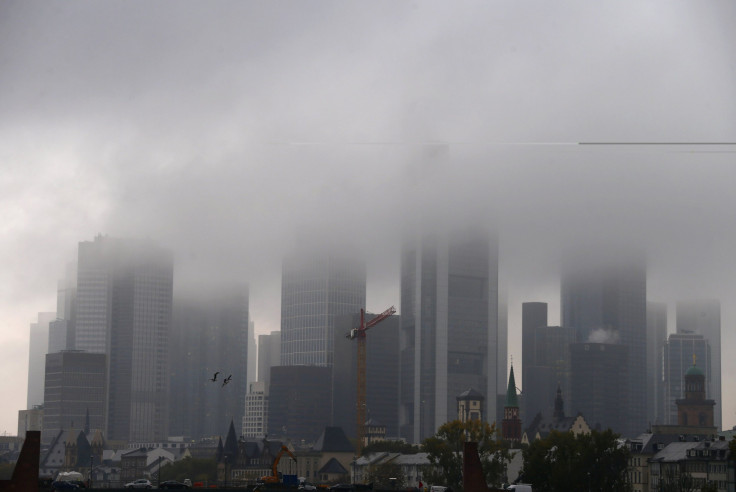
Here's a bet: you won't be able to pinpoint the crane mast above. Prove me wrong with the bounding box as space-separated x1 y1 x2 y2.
347 305 396 456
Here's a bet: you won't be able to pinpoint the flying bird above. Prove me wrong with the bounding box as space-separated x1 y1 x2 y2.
222 375 232 387
210 371 220 382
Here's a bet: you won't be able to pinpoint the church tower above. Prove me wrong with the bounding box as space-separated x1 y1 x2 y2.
676 358 715 428
502 365 521 442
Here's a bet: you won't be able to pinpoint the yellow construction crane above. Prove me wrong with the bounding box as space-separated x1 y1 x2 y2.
346 306 396 456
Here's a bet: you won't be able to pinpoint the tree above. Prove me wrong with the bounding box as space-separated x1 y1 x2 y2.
159 457 217 483
366 461 407 489
422 420 509 492
520 429 631 492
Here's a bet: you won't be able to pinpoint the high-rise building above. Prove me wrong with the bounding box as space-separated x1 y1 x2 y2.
49 262 77 353
169 284 250 439
523 324 575 423
663 332 711 426
561 250 647 437
257 331 281 387
521 302 548 421
268 366 332 444
280 253 366 367
497 293 508 413
41 351 107 445
647 302 668 425
27 312 55 409
332 312 400 440
399 231 499 443
75 235 173 442
570 342 629 434
676 300 721 429
247 321 257 385
242 381 268 439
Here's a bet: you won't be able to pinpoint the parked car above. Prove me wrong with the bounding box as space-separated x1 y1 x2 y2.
299 480 317 491
124 478 153 489
159 480 191 489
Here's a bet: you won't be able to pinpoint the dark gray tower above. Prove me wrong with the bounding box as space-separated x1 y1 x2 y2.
521 302 547 420
399 231 499 443
561 249 647 437
647 302 668 425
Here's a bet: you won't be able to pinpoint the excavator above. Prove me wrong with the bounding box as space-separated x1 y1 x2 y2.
259 445 298 484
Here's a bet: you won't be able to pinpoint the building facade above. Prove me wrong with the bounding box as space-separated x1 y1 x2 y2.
257 331 281 387
27 312 55 409
561 250 647 437
268 366 332 444
242 381 268 439
75 235 173 442
399 231 499 442
647 302 668 425
169 283 250 439
280 253 366 367
570 342 628 434
42 351 107 445
676 300 721 429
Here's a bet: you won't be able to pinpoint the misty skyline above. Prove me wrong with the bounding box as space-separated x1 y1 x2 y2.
1 1 735 435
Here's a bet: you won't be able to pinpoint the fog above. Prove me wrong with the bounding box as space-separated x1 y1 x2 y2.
1 1 735 434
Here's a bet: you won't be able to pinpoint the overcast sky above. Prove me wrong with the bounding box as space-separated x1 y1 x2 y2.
1 1 735 435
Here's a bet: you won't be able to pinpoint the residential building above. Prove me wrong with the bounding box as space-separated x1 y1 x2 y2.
41 351 107 445
561 249 647 437
332 312 400 440
399 231 499 443
242 381 268 439
75 235 173 442
676 300 722 429
521 385 590 445
280 252 366 367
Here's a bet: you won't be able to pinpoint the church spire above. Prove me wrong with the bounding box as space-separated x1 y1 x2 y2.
505 364 519 408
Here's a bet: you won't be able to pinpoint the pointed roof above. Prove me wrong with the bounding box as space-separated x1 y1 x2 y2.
553 384 565 421
223 420 239 462
505 365 519 408
457 388 485 401
318 457 348 474
313 427 354 453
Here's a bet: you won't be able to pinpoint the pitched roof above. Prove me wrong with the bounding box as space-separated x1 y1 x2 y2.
313 427 354 453
457 388 484 400
505 365 519 408
318 457 348 474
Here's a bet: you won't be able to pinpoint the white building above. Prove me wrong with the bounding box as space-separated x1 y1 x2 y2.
242 381 268 439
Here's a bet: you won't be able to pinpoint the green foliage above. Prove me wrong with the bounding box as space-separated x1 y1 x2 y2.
422 420 509 492
520 429 631 492
366 462 407 489
658 466 698 492
363 440 422 455
159 456 217 483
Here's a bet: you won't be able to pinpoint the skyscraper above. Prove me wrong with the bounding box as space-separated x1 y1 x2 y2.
169 284 250 439
27 312 55 409
561 249 647 437
280 252 366 367
399 231 499 443
75 235 173 442
676 300 721 429
647 302 668 425
257 331 281 387
521 302 548 420
663 332 711 426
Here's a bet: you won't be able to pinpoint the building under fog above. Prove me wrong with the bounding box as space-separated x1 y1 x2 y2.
242 381 268 439
332 312 400 440
258 331 281 387
561 249 647 437
27 312 55 409
570 342 628 434
41 350 107 445
676 300 721 429
280 252 366 367
647 302 668 425
169 284 250 439
663 332 711 426
75 235 173 442
268 366 331 444
399 231 500 443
